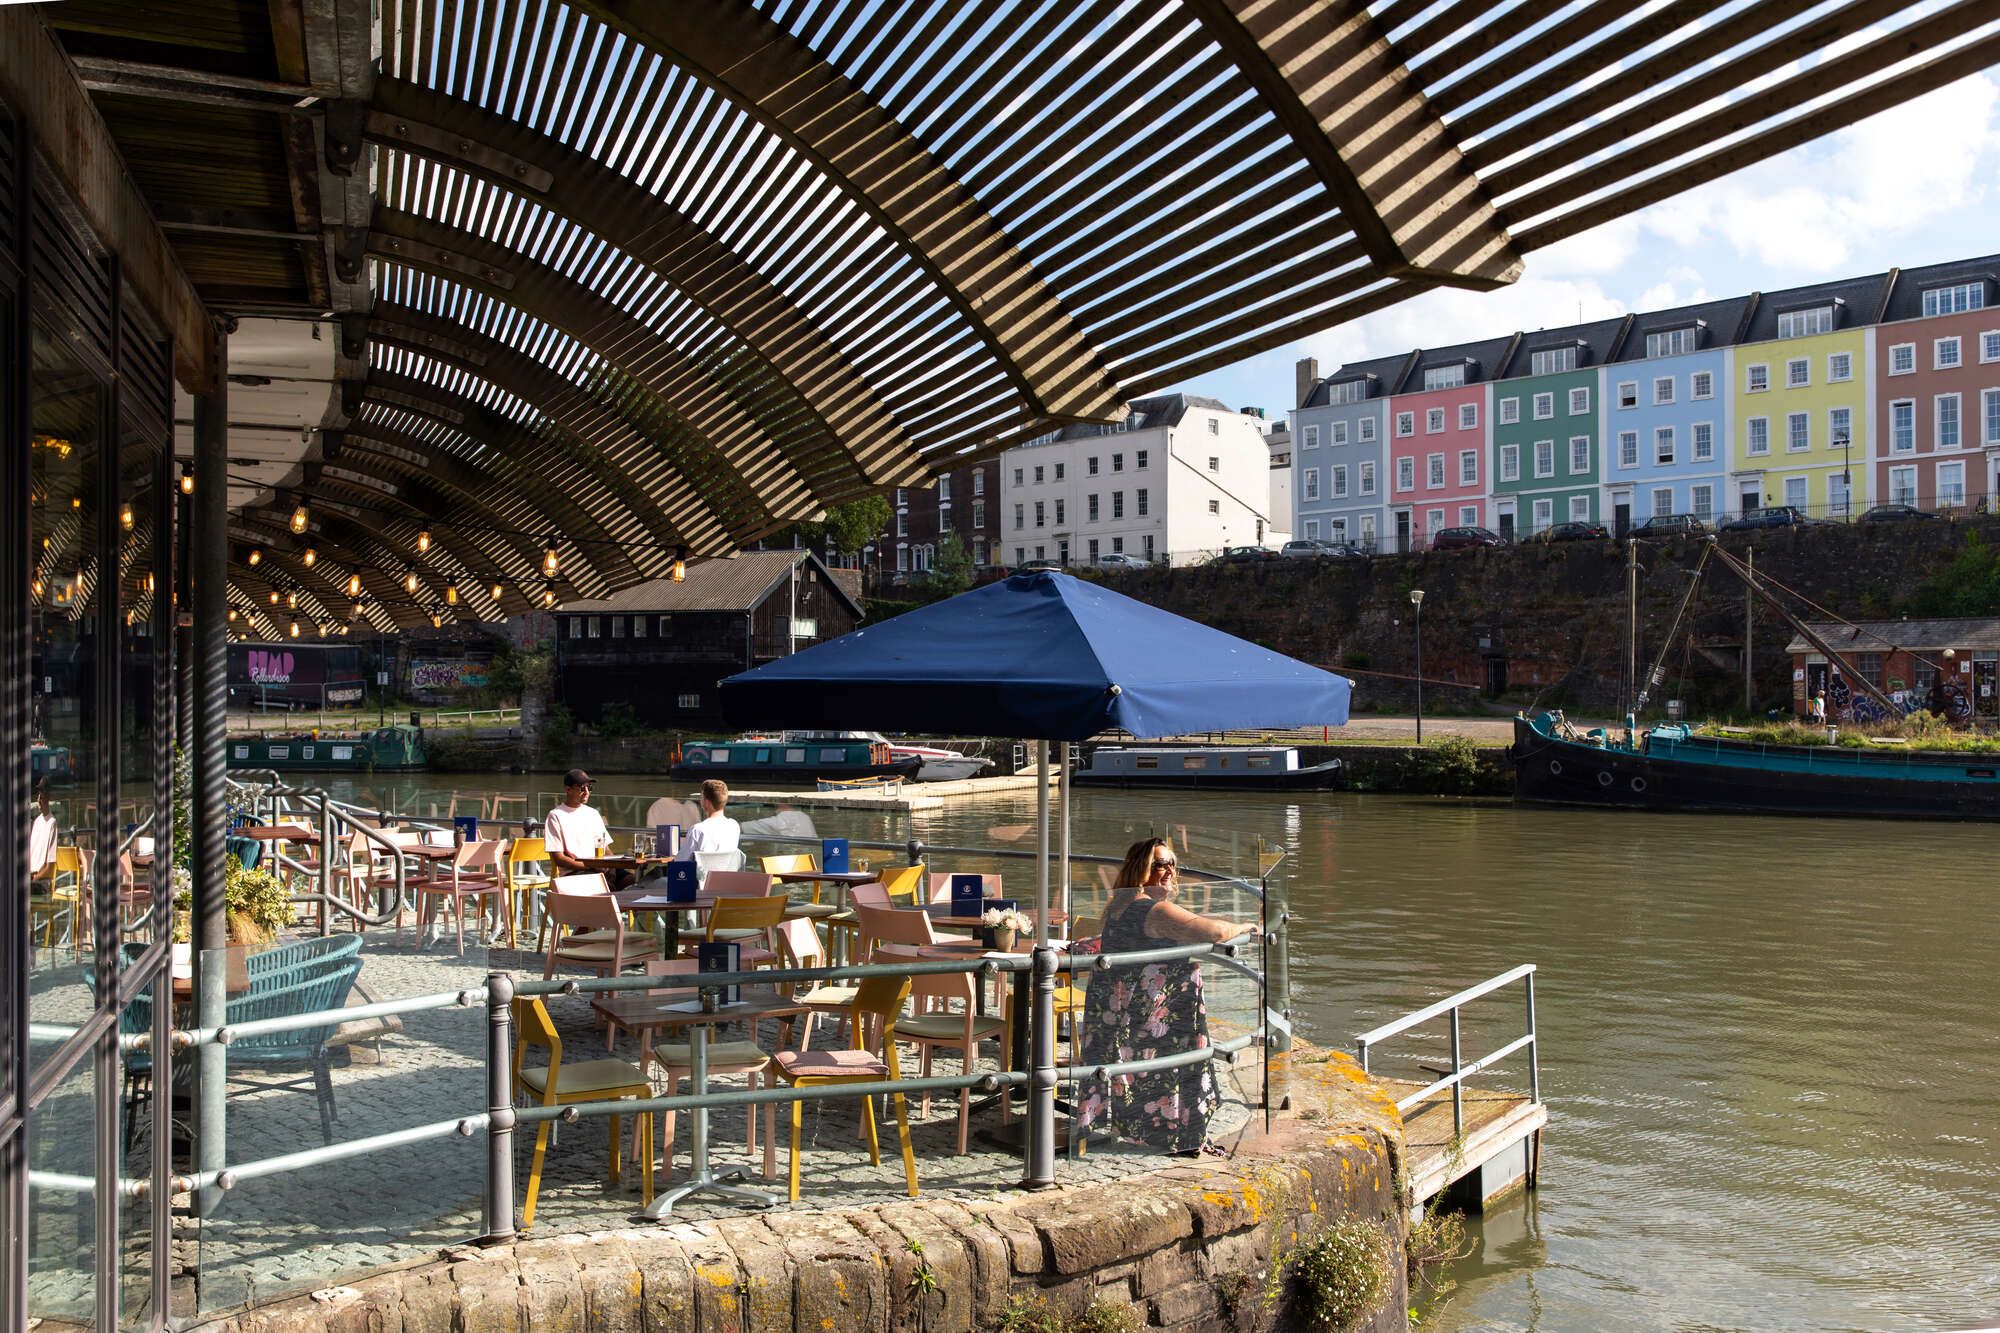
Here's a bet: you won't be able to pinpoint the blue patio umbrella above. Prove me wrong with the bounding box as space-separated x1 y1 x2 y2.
721 571 1350 939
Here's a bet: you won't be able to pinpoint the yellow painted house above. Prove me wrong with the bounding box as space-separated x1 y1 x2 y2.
1725 286 1876 520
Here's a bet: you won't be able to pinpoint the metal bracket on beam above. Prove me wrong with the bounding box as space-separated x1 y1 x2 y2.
372 233 517 291
363 314 488 370
339 313 368 361
367 109 554 194
319 429 345 463
338 379 366 419
324 100 368 177
332 226 369 285
369 382 465 425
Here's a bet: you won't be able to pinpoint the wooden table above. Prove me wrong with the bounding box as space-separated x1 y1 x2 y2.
585 989 806 1217
170 945 251 1003
233 824 315 843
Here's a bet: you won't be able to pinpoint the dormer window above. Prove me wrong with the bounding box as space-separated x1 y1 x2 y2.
1777 304 1836 339
1530 345 1580 375
1923 282 1986 317
1645 326 1700 358
1422 364 1467 391
1325 378 1370 406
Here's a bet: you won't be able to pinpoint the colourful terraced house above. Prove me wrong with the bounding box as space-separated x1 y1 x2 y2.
1600 296 1752 531
1385 336 1513 552
1727 273 1876 520
1871 259 2000 510
1487 319 1623 538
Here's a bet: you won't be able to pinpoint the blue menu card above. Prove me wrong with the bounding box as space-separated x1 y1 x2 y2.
453 815 480 843
950 874 986 916
820 838 849 873
665 861 698 903
697 940 741 1005
655 823 681 856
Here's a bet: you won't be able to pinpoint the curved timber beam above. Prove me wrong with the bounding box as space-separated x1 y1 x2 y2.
365 77 925 490
367 208 813 545
1180 0 1521 289
367 302 710 567
570 0 1127 425
361 369 646 589
235 506 537 627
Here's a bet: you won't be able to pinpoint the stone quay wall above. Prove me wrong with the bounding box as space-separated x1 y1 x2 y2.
197 1052 1409 1333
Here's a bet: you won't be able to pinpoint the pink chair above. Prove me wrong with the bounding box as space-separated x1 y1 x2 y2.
418 839 508 955
542 877 659 980
926 872 1003 904
874 943 1005 1154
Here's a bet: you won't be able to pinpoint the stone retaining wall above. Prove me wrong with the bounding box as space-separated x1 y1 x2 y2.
200 1052 1408 1333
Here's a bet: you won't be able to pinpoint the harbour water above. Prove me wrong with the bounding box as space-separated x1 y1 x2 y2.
325 771 1999 1330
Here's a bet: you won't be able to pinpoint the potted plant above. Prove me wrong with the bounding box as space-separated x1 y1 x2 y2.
173 855 294 949
980 905 1034 954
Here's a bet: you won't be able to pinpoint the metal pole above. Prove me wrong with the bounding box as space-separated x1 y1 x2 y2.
192 323 230 1220
1033 739 1049 947
93 266 125 1332
1524 970 1540 1105
1626 537 1639 737
1413 604 1423 745
1263 866 1291 1112
482 972 517 1244
1448 1006 1464 1137
1022 943 1057 1189
317 794 333 937
1056 741 1070 929
1743 548 1753 714
1 124 29 1333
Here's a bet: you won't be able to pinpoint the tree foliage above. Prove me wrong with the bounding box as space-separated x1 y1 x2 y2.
1908 532 2000 618
818 496 891 555
916 530 974 599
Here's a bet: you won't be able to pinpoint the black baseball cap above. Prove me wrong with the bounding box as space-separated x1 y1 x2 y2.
562 768 593 787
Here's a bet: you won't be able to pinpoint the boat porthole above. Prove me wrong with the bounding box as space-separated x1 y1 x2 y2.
1630 776 1648 793
1597 770 1613 787
1548 759 1563 776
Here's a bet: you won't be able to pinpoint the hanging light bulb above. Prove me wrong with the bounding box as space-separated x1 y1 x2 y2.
247 548 262 567
268 590 280 605
404 570 420 595
541 537 559 577
489 581 503 602
542 589 556 607
671 547 687 584
416 529 432 555
445 583 459 605
179 472 194 495
227 608 238 623
350 600 364 621
142 572 155 595
31 577 44 598
119 502 134 530
71 496 81 510
285 590 299 609
289 499 309 534
346 572 363 598
430 611 443 628
288 620 301 638
301 547 317 568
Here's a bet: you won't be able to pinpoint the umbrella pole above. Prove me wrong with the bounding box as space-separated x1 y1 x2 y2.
1035 739 1050 946
1057 741 1071 934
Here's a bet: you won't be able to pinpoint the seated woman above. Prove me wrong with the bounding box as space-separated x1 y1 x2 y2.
1075 836 1254 1155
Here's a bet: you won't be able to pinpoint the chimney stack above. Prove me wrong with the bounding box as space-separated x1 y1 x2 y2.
1295 356 1319 410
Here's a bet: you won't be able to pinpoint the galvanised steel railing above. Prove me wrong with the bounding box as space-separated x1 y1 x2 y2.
1354 964 1539 1137
164 938 1259 1241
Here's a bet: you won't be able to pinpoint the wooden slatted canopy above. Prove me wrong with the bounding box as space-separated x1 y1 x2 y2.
16 0 2000 626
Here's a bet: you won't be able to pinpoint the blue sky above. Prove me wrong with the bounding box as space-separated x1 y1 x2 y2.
1173 63 2000 415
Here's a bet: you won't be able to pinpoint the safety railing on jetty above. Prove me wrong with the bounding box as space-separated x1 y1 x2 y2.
162 938 1262 1247
1354 964 1539 1136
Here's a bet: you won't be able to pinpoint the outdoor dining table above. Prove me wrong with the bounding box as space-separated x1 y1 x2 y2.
170 944 251 1003
770 869 890 965
583 988 807 1216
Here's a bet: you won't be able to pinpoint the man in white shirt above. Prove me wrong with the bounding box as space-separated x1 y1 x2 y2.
679 779 741 865
543 769 611 878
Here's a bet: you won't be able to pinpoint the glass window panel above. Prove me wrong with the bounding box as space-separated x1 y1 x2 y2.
27 1043 100 1323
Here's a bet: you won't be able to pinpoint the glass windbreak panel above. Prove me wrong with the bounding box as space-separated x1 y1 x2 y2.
120 969 160 1325
27 1045 100 1323
28 320 103 1077
119 439 162 950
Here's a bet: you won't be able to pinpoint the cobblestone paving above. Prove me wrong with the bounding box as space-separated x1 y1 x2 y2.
171 931 1257 1314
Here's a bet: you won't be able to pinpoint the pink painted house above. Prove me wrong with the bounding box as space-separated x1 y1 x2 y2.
1384 336 1515 551
1871 257 2000 512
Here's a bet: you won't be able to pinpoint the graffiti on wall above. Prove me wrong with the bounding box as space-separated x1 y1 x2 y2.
409 659 491 692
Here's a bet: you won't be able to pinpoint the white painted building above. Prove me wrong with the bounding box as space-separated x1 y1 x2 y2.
999 394 1275 568
1263 415 1294 545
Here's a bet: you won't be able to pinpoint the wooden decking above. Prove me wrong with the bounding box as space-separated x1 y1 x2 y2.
1381 1079 1545 1208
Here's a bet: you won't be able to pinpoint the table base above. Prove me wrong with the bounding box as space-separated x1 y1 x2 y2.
643 1165 780 1216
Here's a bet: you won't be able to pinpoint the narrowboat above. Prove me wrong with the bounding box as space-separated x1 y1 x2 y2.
671 736 922 781
226 724 427 772
1073 745 1344 789
1511 710 2000 819
31 743 74 785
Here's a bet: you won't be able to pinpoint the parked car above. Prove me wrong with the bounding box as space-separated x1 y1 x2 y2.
1280 539 1358 559
1095 552 1150 569
1857 503 1939 523
1019 557 1064 571
1535 521 1610 544
1429 526 1505 551
1721 505 1825 532
1216 545 1283 565
1635 513 1706 537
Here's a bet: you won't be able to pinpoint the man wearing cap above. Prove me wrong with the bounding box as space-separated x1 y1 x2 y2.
544 769 614 881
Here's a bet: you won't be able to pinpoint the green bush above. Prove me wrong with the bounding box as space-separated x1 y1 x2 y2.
1417 734 1482 793
1288 1219 1392 1332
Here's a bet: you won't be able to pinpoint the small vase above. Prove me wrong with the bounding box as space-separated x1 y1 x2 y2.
993 926 1017 953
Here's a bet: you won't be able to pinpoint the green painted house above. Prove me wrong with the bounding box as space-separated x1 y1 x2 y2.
1488 319 1628 539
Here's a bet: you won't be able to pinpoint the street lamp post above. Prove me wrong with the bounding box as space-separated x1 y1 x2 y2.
1836 433 1851 520
1410 589 1425 744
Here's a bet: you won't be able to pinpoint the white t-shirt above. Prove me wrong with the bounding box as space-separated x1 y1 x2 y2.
29 813 57 874
543 801 610 864
681 811 741 860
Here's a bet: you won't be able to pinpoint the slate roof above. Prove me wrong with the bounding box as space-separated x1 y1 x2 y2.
1785 619 2000 655
1397 332 1520 391
1302 352 1409 408
557 550 861 617
1499 314 1628 378
1612 294 1757 363
1736 270 1892 345
1877 252 2000 325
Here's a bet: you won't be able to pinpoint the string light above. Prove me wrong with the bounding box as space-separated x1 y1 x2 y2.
541 537 560 577
248 548 262 567
285 591 299 609
489 582 503 602
119 502 133 529
289 500 309 534
542 589 556 607
671 547 687 584
430 611 443 628
445 583 459 605
404 571 420 595
288 620 301 638
71 497 81 509
267 590 280 605
301 547 317 568
346 572 363 598
227 609 238 622
416 530 432 554
31 578 43 598
180 472 194 495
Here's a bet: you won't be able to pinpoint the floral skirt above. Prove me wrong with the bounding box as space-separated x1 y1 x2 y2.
1074 960 1218 1154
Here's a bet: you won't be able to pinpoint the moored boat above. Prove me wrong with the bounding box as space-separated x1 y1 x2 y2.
226 724 427 772
1511 710 2000 819
774 730 991 781
1073 744 1344 789
672 736 921 781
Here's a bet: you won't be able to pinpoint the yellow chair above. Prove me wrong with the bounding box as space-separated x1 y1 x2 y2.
769 975 918 1202
33 846 86 950
508 836 552 948
759 853 817 875
875 945 1004 1155
682 893 788 967
512 996 653 1228
878 863 927 903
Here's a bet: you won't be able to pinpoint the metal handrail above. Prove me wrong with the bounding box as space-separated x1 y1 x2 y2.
1354 964 1539 1137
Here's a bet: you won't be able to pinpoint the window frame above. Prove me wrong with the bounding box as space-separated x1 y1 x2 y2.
1935 336 1963 371
1569 435 1590 474
1691 369 1714 400
1653 376 1675 405
1745 363 1769 393
1532 391 1554 420
1937 392 1962 450
1568 386 1590 415
1532 439 1554 478
1888 343 1916 375
1746 416 1770 455
1500 443 1520 482
1499 396 1520 425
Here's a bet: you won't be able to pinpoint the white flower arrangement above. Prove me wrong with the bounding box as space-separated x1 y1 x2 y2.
981 906 1033 934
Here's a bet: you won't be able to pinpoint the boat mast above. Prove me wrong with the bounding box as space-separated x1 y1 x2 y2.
1704 539 1902 717
1743 548 1753 713
1625 537 1639 740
